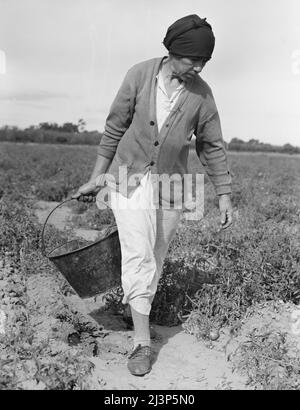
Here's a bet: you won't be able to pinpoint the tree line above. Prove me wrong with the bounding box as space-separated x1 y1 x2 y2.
0 122 299 154
0 120 101 145
226 138 300 155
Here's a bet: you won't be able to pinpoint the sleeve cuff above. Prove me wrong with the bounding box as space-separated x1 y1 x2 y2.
215 185 232 196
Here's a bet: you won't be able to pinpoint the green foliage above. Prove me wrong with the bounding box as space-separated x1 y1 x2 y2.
151 255 216 325
231 328 300 390
0 196 40 258
182 226 300 330
179 153 300 333
0 196 96 390
0 143 96 201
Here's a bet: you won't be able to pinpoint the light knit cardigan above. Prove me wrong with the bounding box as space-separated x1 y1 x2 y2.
98 57 232 196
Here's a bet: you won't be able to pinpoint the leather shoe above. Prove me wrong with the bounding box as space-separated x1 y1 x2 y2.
127 345 152 376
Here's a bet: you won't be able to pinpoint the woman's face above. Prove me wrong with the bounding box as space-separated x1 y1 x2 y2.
169 55 208 81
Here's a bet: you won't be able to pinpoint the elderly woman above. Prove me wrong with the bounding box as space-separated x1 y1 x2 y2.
73 14 233 377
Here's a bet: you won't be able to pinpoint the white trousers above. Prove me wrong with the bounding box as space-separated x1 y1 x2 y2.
108 171 182 315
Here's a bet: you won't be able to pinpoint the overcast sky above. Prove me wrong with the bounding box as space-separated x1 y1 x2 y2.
0 0 299 145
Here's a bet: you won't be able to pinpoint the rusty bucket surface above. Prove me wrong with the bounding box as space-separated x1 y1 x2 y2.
41 199 121 298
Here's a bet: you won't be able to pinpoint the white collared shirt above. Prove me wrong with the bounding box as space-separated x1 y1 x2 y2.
156 69 184 133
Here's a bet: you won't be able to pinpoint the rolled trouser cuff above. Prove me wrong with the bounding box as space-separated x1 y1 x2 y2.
127 297 152 316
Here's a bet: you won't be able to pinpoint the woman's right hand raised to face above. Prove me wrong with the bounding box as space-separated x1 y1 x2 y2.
71 180 101 202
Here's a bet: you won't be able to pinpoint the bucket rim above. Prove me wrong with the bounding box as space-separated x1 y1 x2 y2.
47 228 119 261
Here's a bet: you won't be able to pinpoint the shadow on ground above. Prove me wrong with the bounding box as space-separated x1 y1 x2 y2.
88 303 183 366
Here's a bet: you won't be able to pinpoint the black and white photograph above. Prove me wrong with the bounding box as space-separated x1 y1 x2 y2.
0 0 299 393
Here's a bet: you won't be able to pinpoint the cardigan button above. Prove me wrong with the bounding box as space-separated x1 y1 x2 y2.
150 121 155 126
154 141 159 146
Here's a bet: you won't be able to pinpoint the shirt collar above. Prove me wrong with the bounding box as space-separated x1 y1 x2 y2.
156 69 184 93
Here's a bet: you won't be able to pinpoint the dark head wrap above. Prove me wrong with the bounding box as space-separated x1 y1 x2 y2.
163 14 215 60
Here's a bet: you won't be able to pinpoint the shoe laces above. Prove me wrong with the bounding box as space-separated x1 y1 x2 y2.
129 344 151 359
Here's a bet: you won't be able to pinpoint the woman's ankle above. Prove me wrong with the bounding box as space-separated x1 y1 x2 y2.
133 339 151 349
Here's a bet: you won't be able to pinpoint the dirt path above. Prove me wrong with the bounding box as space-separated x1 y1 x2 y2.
33 200 247 390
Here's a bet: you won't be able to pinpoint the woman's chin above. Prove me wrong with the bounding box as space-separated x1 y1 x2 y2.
182 73 197 81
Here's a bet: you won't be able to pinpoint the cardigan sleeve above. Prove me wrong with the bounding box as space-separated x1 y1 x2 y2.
195 109 232 196
97 66 138 160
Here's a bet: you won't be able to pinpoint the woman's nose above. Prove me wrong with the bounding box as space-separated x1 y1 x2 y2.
193 66 203 73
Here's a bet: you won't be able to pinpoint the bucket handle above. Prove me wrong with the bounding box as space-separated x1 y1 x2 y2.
41 198 75 257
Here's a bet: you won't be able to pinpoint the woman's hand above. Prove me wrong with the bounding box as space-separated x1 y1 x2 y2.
219 194 233 229
72 180 100 202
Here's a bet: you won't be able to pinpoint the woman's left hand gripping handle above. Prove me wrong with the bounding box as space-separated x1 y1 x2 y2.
72 180 101 203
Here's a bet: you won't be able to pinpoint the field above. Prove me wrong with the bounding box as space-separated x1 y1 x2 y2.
1 141 300 390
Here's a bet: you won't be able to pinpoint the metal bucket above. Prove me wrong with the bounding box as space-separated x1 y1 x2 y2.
41 199 121 298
